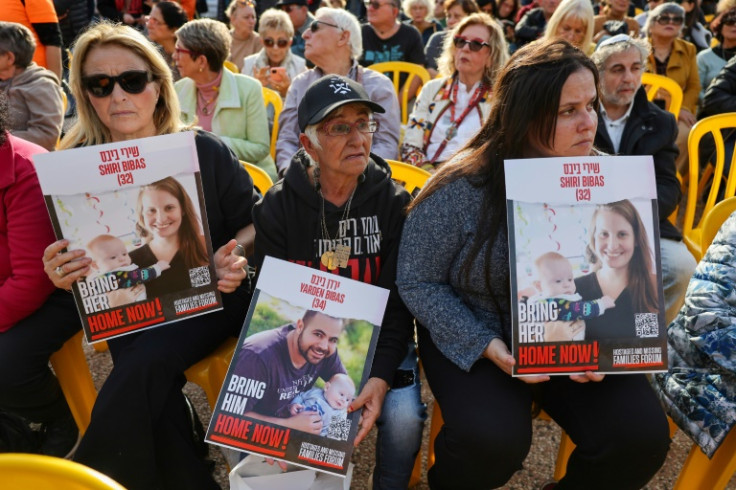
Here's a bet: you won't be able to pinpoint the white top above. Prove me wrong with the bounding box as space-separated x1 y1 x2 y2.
425 80 484 163
600 100 635 154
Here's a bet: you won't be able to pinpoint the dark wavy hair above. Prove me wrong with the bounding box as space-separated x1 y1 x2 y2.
408 39 598 298
136 177 208 269
0 91 8 147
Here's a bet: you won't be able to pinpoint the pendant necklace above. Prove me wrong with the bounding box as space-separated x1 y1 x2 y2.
197 87 218 115
319 186 356 271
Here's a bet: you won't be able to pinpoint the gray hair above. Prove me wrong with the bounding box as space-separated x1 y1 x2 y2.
402 0 433 21
303 104 376 158
315 7 363 60
0 21 36 68
259 9 295 39
644 2 686 37
591 36 650 71
176 18 232 71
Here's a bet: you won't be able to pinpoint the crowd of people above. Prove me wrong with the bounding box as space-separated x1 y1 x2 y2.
2 0 736 489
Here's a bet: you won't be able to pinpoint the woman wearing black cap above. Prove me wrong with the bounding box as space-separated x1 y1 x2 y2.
252 74 426 489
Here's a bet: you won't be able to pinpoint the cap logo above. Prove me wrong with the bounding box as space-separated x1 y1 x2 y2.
329 80 352 95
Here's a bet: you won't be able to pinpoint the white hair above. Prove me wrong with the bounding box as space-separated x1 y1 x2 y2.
315 7 363 60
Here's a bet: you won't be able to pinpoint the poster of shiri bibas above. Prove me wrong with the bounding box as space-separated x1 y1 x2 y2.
33 132 221 343
206 256 388 477
505 155 667 376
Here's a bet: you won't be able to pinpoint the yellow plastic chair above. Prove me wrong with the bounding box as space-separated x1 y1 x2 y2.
700 196 736 252
367 61 431 125
386 159 431 193
673 425 736 490
682 113 736 260
184 337 239 409
49 330 98 434
223 60 239 73
0 453 126 489
262 86 283 160
641 72 683 120
241 160 274 195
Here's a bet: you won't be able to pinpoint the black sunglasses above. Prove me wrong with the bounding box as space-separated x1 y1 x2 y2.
453 36 490 52
82 70 155 98
310 20 342 32
656 14 684 25
263 37 290 47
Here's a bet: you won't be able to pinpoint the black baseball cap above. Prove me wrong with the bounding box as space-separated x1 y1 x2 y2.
298 75 385 132
275 0 308 7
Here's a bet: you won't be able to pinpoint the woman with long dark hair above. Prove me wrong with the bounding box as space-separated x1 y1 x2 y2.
397 39 670 489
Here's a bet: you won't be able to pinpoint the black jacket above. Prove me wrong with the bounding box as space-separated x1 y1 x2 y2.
252 150 415 384
701 54 736 118
514 9 547 46
595 86 682 240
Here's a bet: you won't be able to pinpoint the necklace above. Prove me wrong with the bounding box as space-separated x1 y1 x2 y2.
319 186 356 271
197 87 218 115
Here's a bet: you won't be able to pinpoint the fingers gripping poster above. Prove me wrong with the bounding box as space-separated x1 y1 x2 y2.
33 132 222 343
505 156 667 375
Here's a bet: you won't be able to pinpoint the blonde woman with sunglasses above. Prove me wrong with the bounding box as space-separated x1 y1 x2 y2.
644 1 700 173
401 13 507 171
43 21 258 489
243 9 307 98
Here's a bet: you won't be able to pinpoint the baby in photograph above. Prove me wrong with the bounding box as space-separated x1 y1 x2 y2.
87 234 170 302
528 251 615 341
289 373 356 440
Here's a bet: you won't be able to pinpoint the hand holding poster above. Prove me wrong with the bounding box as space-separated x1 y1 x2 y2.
505 155 667 375
33 132 222 343
206 256 388 477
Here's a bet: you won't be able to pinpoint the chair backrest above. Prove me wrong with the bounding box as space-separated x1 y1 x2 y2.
49 330 98 434
242 161 274 195
223 60 239 73
367 61 431 125
184 337 238 408
683 113 736 258
0 453 126 489
386 159 431 194
262 87 283 161
641 72 683 120
701 196 736 252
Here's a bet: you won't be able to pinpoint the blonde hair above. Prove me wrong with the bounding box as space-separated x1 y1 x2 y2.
61 22 183 149
543 0 594 51
437 13 509 83
259 9 296 39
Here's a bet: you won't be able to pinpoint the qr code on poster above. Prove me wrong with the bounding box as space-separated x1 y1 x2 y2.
635 313 659 338
189 266 211 287
327 418 351 441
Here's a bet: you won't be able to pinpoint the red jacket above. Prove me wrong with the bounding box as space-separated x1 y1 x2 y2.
0 133 57 332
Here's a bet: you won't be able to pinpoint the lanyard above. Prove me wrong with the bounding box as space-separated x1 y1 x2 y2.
429 78 487 164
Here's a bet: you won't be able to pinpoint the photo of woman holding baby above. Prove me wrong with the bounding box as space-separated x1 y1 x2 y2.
575 199 660 340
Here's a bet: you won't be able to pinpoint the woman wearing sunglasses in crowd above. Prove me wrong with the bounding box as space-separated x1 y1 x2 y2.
226 0 263 73
681 0 713 51
243 9 307 99
401 13 507 171
644 2 700 173
174 18 276 179
145 1 189 82
41 21 258 489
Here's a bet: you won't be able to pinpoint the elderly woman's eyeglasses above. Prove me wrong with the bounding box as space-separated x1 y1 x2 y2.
263 37 290 47
453 36 491 51
320 120 379 136
83 71 154 98
310 20 342 32
655 15 684 25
